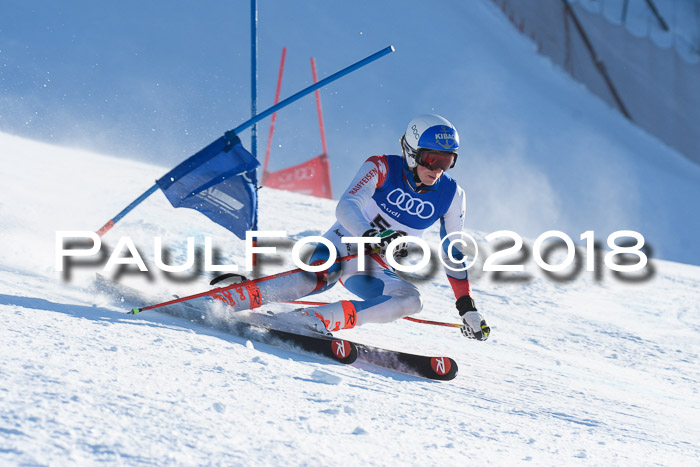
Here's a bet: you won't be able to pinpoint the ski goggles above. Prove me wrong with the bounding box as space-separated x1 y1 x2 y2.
417 150 457 171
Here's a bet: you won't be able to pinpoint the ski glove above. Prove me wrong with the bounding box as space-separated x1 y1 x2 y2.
361 229 408 257
456 295 490 341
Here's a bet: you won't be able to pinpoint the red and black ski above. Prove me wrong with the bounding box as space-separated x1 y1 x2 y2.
354 343 458 381
225 319 457 379
229 321 458 380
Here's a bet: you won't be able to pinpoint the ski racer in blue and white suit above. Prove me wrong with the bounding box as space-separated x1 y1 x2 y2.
298 114 490 341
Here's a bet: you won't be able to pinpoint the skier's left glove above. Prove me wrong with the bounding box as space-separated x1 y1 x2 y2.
361 229 408 257
456 295 490 341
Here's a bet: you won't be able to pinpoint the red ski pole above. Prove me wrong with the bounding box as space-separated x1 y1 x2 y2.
130 250 377 315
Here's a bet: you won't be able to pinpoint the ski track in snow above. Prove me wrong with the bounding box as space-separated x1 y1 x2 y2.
1 132 700 465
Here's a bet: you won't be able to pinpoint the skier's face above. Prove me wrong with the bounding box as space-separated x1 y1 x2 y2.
416 164 443 186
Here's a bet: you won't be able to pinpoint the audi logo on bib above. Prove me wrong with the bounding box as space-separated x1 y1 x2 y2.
387 188 435 219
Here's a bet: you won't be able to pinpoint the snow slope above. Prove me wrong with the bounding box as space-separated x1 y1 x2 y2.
1 133 699 465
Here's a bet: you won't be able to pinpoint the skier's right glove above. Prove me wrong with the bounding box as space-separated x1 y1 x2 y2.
361 229 408 257
456 295 490 341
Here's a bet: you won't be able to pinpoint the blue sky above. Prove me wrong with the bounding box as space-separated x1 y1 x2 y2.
2 1 449 165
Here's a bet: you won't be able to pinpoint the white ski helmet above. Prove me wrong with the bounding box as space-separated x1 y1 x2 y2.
400 114 459 169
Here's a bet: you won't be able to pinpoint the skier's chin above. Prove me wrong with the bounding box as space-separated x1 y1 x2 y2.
422 175 438 185
416 166 442 185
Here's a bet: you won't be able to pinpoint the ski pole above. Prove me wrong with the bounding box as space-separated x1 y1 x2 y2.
402 316 462 328
281 300 462 328
129 249 379 315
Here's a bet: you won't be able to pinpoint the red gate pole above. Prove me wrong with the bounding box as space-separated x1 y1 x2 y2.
310 57 333 198
263 47 287 178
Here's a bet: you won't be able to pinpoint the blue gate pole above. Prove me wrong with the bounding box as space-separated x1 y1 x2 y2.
250 0 259 264
251 0 258 161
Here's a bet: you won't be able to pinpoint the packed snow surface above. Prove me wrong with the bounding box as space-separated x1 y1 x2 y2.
2 1 700 463
1 133 699 465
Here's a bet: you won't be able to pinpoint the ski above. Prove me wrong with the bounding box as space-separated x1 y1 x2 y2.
228 317 457 380
354 343 458 381
229 320 457 380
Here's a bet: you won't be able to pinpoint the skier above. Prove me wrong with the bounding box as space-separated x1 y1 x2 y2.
292 114 490 341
